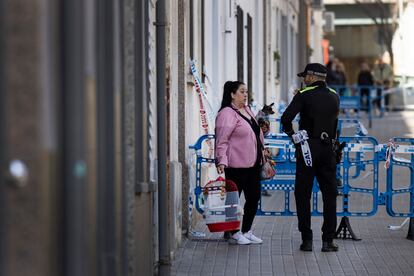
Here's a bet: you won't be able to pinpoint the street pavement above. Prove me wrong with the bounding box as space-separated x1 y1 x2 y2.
172 111 414 276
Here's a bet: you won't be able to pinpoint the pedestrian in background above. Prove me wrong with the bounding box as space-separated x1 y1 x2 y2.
357 62 374 111
215 81 264 245
281 63 340 252
372 56 393 113
326 59 340 87
336 61 348 96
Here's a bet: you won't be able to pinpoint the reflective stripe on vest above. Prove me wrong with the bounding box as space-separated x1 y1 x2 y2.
299 85 318 93
328 87 337 94
299 85 337 94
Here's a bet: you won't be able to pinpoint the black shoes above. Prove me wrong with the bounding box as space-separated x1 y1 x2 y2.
300 241 339 252
299 240 313 251
321 241 339 252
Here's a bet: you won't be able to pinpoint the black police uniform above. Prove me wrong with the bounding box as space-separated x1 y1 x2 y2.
281 65 340 244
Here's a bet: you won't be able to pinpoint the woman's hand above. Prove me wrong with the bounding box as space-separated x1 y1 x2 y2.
216 164 225 174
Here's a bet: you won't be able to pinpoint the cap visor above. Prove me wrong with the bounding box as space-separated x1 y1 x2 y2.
297 72 306 77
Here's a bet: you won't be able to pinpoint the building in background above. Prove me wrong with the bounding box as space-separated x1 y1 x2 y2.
392 0 414 83
324 0 399 84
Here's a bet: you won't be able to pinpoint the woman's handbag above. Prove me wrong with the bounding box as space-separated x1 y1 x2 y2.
260 156 276 180
203 177 241 232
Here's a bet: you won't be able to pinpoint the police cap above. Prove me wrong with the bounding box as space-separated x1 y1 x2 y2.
297 63 327 78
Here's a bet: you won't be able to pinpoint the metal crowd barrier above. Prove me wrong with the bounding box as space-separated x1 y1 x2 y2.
188 134 216 215
189 131 414 240
259 135 296 216
257 135 380 217
385 137 414 217
331 85 388 128
338 136 380 217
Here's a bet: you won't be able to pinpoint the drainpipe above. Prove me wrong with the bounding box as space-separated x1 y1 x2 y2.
0 0 7 274
155 0 171 275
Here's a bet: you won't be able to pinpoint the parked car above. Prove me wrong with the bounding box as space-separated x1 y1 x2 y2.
385 82 414 111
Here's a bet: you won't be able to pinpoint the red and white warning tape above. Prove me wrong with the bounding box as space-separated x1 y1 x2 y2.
384 139 397 169
189 59 215 157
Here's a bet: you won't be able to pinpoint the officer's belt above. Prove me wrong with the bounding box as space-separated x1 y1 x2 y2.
308 138 337 146
309 132 329 139
308 137 335 140
308 132 336 145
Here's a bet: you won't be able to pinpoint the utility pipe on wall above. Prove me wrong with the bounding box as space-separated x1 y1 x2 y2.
155 0 171 274
0 0 7 273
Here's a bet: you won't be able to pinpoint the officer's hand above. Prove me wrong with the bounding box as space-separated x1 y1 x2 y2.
216 164 225 174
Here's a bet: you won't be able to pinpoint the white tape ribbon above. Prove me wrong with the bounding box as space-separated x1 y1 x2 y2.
189 60 215 159
189 60 216 127
292 130 312 167
301 141 313 167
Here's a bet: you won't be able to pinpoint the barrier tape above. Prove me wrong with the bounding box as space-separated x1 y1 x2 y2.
190 134 414 221
344 143 376 152
189 60 216 126
189 60 215 158
385 139 397 169
292 130 312 167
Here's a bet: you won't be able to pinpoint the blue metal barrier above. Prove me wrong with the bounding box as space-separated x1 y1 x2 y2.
189 133 414 238
259 135 296 215
338 136 380 216
331 85 387 128
189 134 215 214
190 134 380 216
266 118 368 181
385 137 414 218
337 118 368 137
339 96 361 118
256 135 380 217
337 119 368 179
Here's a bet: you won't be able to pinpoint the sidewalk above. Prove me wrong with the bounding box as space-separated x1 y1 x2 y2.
172 111 414 276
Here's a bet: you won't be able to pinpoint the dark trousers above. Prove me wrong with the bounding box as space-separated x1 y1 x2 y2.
225 166 261 233
360 88 370 111
373 88 383 110
385 93 391 110
295 140 338 242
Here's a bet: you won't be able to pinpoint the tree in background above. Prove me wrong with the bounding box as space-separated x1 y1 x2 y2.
354 0 399 67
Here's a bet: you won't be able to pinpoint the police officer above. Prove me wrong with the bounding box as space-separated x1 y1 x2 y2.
281 63 340 252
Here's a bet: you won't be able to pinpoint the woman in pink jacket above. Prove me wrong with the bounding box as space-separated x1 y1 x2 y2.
215 81 264 245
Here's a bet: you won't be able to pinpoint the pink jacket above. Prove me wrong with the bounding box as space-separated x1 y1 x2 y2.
215 105 264 168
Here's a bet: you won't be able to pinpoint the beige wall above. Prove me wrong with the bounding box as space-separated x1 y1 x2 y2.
328 25 382 58
327 25 382 84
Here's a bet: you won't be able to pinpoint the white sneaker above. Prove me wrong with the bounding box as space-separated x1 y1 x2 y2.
243 230 263 244
228 231 251 245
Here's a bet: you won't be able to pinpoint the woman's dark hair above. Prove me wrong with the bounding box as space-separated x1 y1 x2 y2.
219 81 245 111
